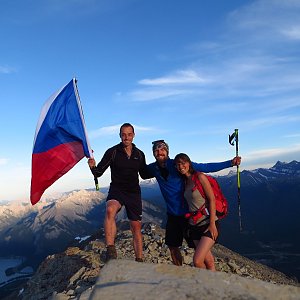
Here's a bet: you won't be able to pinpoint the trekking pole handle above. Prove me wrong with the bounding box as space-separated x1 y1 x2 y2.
94 176 99 191
234 129 241 189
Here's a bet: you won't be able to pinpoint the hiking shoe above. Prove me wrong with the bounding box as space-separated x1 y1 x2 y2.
105 245 117 261
135 258 144 262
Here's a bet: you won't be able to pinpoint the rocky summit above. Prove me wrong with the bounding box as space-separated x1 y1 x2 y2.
91 260 300 300
9 223 299 300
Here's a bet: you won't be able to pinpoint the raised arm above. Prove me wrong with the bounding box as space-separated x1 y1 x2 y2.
192 160 231 173
88 148 113 178
192 156 241 173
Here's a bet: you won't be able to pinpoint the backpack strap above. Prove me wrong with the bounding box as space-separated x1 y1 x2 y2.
192 172 228 219
191 172 206 199
136 148 143 161
108 148 117 168
111 148 117 162
185 172 210 224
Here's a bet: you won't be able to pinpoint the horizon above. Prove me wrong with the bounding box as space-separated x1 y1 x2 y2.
1 0 300 201
1 159 298 203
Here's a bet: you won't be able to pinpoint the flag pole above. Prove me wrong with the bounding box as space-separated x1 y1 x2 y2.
229 129 242 232
74 78 99 191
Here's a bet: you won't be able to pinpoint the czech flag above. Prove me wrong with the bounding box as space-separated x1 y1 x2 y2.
30 78 92 205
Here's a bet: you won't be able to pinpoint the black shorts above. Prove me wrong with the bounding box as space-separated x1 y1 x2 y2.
188 221 220 243
107 187 142 221
165 214 195 248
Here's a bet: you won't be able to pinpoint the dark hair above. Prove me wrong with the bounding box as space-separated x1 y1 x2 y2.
120 123 134 134
174 153 195 175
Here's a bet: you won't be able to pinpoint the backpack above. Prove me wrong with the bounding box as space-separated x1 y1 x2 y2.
185 172 228 223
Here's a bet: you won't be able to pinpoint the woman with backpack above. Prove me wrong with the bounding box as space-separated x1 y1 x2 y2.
174 153 220 271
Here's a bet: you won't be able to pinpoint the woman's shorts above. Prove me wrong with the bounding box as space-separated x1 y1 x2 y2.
187 221 220 243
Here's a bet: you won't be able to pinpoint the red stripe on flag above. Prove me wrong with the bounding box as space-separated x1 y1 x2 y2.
30 141 85 205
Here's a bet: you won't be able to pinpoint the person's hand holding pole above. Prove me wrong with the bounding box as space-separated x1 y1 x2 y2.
229 129 242 231
88 158 99 191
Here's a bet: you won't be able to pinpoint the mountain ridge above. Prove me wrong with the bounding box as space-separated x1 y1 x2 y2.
0 160 299 291
4 223 299 300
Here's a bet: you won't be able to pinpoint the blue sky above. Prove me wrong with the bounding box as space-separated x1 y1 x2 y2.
1 0 300 201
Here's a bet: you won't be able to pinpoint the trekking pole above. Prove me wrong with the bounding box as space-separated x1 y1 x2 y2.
229 129 242 232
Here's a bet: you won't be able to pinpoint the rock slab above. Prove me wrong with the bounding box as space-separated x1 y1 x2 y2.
90 259 300 300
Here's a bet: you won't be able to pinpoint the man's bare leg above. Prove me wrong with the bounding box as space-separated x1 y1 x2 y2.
130 220 143 261
104 200 121 246
169 246 183 266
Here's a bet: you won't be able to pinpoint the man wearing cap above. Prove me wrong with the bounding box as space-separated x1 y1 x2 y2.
146 140 241 266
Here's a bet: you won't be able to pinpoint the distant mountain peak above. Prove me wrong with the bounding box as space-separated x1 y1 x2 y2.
270 160 300 175
272 161 287 168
